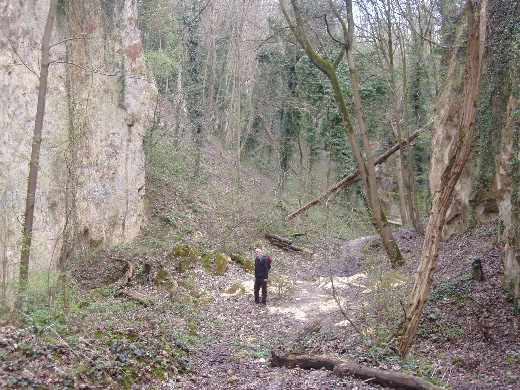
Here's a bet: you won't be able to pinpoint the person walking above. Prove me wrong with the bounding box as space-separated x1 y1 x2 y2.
254 248 269 305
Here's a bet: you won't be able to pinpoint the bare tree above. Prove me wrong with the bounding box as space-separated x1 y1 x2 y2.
397 0 488 358
280 0 404 266
18 0 59 302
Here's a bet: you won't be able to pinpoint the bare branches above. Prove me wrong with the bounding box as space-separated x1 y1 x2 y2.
50 35 86 49
0 26 38 78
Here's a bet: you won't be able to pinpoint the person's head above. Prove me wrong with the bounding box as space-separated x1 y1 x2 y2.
254 248 262 258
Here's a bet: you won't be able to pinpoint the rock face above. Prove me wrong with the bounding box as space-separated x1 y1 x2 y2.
428 3 519 303
0 1 151 284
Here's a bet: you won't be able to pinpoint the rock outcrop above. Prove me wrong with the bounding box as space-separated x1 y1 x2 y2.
428 2 519 303
0 0 151 286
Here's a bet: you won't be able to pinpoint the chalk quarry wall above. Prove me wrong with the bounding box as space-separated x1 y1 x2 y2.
428 27 519 302
0 0 151 284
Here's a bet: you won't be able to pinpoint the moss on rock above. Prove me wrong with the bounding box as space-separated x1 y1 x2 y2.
230 253 245 264
221 283 246 295
154 268 169 286
214 253 230 275
243 258 254 273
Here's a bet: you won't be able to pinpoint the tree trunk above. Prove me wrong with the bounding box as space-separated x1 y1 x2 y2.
271 350 443 390
384 0 409 226
281 0 403 266
343 0 402 266
400 29 424 234
19 0 58 300
397 0 488 358
204 1 217 127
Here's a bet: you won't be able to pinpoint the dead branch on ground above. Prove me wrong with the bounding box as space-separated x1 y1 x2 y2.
271 349 444 390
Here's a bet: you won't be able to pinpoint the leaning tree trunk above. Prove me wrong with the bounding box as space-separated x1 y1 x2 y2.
343 0 403 265
285 124 431 220
281 0 403 266
19 0 58 300
397 0 488 358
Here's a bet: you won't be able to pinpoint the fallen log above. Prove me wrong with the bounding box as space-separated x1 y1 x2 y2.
265 233 314 254
271 349 443 390
118 290 154 306
286 120 432 221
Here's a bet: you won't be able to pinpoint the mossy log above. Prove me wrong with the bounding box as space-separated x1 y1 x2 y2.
118 290 154 306
270 349 444 390
265 233 313 254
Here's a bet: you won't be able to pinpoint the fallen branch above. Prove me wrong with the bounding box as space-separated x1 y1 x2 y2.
265 233 314 254
329 275 364 337
296 319 322 339
118 290 154 306
271 349 444 390
286 120 433 221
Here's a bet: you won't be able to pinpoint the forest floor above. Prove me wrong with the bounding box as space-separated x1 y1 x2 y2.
1 138 518 389
1 220 518 389
161 221 519 390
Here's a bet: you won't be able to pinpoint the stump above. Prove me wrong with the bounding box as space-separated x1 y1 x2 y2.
471 258 484 281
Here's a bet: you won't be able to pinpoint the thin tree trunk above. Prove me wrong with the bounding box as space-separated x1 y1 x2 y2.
384 0 409 225
19 0 58 300
203 1 216 125
282 0 403 266
397 0 488 358
400 28 424 234
343 0 403 266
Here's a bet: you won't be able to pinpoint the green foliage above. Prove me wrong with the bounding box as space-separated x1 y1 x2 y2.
421 273 490 347
429 274 473 303
146 49 178 91
138 0 181 94
504 350 520 365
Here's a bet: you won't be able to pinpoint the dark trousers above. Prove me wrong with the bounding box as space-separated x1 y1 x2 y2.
254 278 267 304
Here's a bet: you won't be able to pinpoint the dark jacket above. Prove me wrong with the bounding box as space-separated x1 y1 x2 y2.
255 255 269 279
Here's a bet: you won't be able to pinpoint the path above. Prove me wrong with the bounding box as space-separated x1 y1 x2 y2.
235 235 378 330
181 237 382 389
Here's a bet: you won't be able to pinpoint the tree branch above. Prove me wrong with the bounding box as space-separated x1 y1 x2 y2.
0 26 38 78
286 118 433 220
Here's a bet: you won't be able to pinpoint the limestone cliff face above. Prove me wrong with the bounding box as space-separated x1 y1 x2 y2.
0 0 151 280
428 3 519 302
